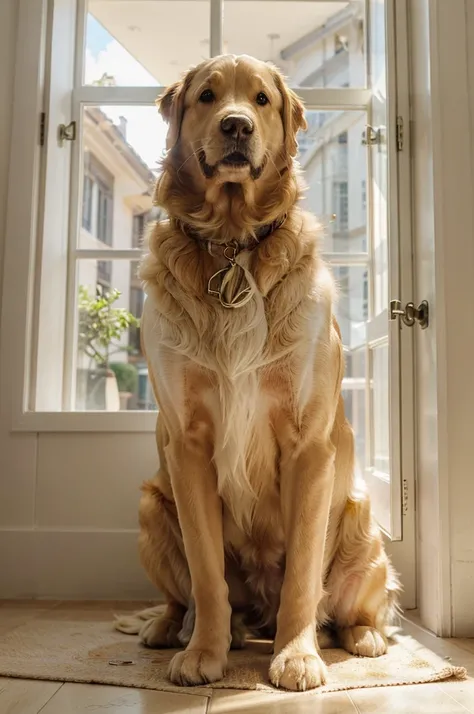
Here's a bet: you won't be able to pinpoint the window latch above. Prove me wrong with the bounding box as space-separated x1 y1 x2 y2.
58 120 76 146
390 299 429 329
362 124 383 146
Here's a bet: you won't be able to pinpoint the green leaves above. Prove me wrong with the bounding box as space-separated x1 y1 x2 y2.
78 285 139 367
109 361 139 393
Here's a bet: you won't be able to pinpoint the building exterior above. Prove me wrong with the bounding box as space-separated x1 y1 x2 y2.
77 106 158 410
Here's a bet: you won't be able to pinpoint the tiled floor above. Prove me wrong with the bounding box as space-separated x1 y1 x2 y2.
0 601 473 714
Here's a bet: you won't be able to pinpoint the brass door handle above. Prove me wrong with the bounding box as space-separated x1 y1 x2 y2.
390 299 429 329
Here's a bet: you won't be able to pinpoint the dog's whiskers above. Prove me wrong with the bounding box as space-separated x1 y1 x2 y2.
176 140 218 176
265 151 283 180
176 148 204 176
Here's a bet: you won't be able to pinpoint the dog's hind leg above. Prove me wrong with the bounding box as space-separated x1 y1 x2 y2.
115 601 187 648
326 490 400 657
115 474 192 648
116 473 252 650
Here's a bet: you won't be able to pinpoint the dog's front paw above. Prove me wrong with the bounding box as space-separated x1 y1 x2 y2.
338 626 387 657
269 651 327 691
168 648 227 686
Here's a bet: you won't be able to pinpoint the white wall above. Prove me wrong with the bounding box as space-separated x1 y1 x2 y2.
2 0 474 622
0 0 40 594
409 0 441 635
0 0 17 305
0 0 156 599
410 0 474 636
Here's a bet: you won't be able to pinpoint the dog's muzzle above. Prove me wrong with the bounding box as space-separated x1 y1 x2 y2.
198 149 265 180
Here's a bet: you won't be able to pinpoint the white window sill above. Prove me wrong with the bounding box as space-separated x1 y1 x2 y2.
12 410 157 433
12 374 364 432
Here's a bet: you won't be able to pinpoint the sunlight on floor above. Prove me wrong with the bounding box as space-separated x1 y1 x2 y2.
0 602 472 714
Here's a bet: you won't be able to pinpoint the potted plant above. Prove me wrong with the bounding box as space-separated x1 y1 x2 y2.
110 361 139 410
77 285 139 411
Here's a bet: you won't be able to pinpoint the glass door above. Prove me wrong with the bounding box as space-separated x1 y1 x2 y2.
364 0 402 539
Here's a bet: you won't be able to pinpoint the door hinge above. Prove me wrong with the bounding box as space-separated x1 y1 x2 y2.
39 112 46 147
58 120 76 146
390 299 429 329
396 115 404 152
402 479 409 516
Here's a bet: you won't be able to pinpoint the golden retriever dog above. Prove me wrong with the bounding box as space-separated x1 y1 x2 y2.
116 54 399 691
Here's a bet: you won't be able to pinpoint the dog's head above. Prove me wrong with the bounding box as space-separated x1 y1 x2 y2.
158 54 307 187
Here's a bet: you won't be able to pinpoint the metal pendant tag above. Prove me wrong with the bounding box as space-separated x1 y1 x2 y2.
208 262 253 309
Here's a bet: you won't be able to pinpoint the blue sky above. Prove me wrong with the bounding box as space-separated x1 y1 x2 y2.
86 15 111 58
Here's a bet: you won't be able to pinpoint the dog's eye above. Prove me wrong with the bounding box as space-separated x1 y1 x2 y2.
199 89 215 103
256 92 269 106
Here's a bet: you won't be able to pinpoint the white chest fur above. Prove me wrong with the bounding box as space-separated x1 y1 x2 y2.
141 245 331 530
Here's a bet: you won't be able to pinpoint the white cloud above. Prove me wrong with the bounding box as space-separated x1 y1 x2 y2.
85 39 159 87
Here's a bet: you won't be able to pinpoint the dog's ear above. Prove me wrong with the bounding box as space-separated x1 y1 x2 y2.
156 68 197 151
156 81 185 150
270 66 307 159
158 81 181 124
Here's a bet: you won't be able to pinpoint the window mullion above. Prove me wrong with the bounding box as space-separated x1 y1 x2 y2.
62 96 83 410
33 0 76 412
210 0 223 57
74 0 87 89
323 253 369 266
75 249 143 260
72 85 371 109
73 86 165 105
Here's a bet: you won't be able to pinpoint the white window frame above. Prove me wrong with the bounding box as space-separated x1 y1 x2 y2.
3 0 400 440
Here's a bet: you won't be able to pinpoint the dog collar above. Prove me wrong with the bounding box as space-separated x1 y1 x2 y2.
172 215 286 309
172 215 286 254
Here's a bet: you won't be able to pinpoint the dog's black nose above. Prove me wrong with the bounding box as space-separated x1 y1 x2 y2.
220 114 254 139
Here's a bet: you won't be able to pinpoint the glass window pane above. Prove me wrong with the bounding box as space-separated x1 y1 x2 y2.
73 105 165 411
85 1 210 86
333 264 368 473
76 260 156 411
223 1 366 88
371 341 389 474
335 263 369 478
368 0 388 317
300 111 367 253
332 265 368 350
342 346 366 472
82 175 93 232
372 124 388 315
78 105 166 250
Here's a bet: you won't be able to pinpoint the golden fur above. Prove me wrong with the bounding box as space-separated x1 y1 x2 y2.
115 55 399 691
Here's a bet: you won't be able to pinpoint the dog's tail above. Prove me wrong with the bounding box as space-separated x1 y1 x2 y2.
113 606 163 635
